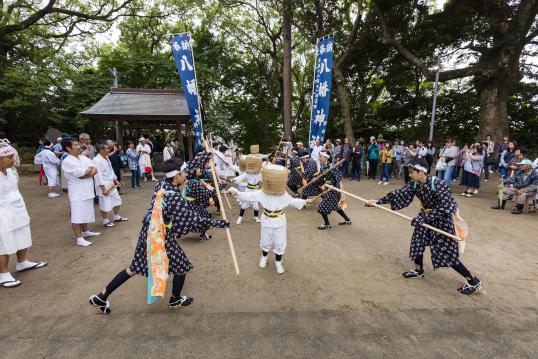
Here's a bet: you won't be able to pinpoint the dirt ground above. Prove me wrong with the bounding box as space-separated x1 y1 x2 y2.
1 172 537 358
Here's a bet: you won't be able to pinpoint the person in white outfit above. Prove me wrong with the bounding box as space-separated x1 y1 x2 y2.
310 138 324 167
61 138 101 247
228 164 310 274
137 137 156 182
233 155 262 224
39 141 61 197
94 142 128 228
0 144 47 288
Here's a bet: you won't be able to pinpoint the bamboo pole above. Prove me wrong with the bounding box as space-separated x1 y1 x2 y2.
298 158 345 193
305 189 330 207
208 135 232 210
325 185 462 241
204 138 240 275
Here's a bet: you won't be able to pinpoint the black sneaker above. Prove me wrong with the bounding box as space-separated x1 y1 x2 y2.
339 220 352 225
89 294 111 314
199 233 212 241
318 224 331 230
169 296 193 309
458 277 482 295
402 269 424 279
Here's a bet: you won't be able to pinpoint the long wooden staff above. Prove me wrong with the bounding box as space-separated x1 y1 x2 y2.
272 135 284 164
204 138 240 275
208 135 232 210
298 158 345 193
305 189 330 207
325 184 462 241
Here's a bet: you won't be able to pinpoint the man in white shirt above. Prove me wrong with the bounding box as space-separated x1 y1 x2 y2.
137 137 156 182
40 141 61 197
94 142 128 228
310 139 324 167
61 138 101 247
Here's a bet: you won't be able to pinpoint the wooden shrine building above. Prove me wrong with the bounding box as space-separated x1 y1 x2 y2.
80 88 194 158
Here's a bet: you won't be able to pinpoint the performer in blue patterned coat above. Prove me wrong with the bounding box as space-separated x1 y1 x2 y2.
317 151 352 229
287 150 302 194
300 152 322 199
185 152 219 241
368 158 482 295
88 158 230 314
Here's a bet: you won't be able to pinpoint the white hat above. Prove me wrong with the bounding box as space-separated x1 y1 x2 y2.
0 145 16 157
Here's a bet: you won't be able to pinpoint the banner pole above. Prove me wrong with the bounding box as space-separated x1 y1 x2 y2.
188 32 205 143
308 37 320 148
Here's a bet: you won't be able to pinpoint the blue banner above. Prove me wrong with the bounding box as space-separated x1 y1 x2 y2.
171 33 204 150
308 35 334 148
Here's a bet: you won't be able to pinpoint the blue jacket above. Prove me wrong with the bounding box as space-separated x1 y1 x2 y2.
504 170 538 190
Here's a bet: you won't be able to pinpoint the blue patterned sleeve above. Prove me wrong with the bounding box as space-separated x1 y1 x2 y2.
378 182 415 210
424 179 456 222
165 192 212 236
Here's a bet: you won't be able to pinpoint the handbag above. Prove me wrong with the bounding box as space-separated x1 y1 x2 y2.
435 157 447 171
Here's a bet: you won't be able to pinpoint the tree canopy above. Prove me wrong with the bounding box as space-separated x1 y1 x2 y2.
0 0 537 152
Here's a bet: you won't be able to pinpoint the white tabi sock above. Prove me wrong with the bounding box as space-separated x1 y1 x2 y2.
82 231 101 237
15 260 39 271
112 214 122 221
0 272 16 283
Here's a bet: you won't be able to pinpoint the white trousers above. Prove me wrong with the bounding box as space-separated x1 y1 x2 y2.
98 190 122 213
70 199 95 224
44 168 59 187
260 225 287 255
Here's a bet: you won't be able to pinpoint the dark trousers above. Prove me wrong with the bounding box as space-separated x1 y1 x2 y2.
343 159 351 178
131 168 141 187
351 158 362 180
368 159 378 179
404 166 410 183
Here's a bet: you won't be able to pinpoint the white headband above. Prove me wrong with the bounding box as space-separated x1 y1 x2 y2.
165 170 179 178
409 164 428 173
0 145 16 157
320 152 330 159
44 144 53 149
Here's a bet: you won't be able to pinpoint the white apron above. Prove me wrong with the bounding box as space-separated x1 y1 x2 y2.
0 169 32 254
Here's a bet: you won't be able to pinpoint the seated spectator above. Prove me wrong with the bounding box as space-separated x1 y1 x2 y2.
506 147 527 178
491 159 538 214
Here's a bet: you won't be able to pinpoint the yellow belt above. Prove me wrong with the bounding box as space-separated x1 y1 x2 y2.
421 205 433 214
263 209 285 219
247 184 259 190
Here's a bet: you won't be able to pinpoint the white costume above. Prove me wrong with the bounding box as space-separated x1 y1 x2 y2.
234 172 262 210
62 154 96 224
215 150 235 179
137 143 152 174
0 168 32 255
94 154 122 213
236 190 306 255
311 145 323 167
41 149 60 187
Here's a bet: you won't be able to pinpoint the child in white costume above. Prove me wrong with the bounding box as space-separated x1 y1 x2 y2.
233 156 262 224
228 164 309 274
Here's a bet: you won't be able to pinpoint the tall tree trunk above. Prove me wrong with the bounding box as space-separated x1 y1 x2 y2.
282 0 293 142
333 65 355 144
477 76 509 142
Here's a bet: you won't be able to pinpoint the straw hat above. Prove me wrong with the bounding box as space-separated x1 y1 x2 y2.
245 154 262 173
261 163 288 195
250 144 260 154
